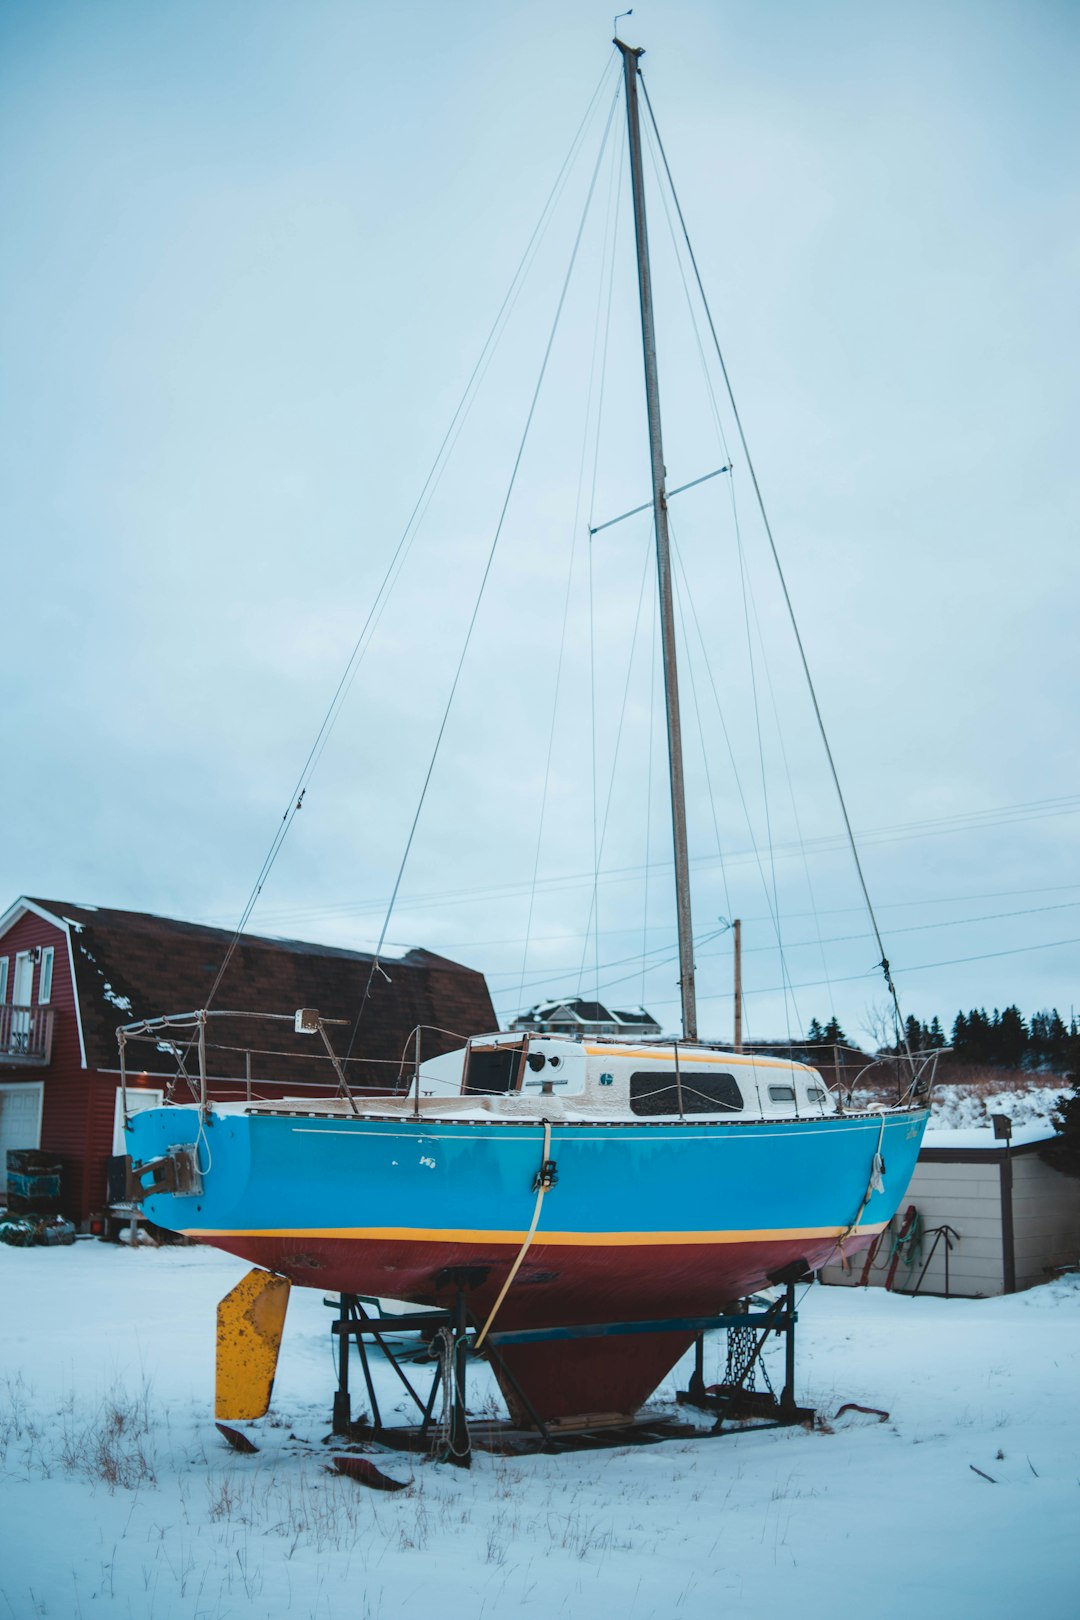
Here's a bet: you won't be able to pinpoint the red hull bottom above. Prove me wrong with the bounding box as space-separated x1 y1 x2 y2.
201 1230 873 1423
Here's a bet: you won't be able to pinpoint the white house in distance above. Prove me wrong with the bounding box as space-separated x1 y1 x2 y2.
511 998 661 1039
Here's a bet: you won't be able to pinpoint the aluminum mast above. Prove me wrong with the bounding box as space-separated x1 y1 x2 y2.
616 38 697 1041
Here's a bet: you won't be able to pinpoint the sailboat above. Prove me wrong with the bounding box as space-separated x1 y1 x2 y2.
121 41 931 1431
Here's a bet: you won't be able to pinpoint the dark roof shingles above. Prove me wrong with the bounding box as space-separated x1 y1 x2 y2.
32 899 496 1087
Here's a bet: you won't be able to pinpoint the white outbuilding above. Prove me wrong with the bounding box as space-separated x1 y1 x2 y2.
821 1123 1080 1298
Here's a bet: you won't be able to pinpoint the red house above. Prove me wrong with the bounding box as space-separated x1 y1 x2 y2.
0 897 497 1224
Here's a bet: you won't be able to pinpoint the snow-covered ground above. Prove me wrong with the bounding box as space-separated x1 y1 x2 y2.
2 1244 1077 1619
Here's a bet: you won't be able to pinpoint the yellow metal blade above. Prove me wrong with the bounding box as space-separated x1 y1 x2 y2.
215 1268 291 1421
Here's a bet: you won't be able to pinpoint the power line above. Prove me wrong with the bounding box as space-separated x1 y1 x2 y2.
210 791 1080 930
558 931 1080 1020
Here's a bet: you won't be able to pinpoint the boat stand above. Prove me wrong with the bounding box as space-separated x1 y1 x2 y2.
329 1291 476 1467
325 1281 813 1466
675 1282 815 1430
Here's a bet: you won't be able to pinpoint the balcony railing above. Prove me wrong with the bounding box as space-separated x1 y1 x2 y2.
0 1004 55 1066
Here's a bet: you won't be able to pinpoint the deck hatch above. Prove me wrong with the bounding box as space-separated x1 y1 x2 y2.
463 1044 525 1096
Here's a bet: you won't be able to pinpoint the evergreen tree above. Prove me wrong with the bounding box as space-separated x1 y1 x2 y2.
967 1008 991 1065
1048 1010 1070 1069
1040 1027 1080 1180
903 1014 925 1053
952 1011 968 1055
1030 1009 1070 1071
928 1016 945 1049
997 1005 1028 1068
807 1017 825 1045
821 1016 847 1047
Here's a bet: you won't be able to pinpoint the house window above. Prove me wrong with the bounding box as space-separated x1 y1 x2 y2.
38 948 54 1005
629 1070 743 1116
0 958 7 1003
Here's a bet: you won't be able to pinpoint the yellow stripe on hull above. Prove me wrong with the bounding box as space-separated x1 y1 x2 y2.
187 1221 887 1245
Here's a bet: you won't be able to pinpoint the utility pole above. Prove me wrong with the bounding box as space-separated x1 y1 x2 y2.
733 919 743 1052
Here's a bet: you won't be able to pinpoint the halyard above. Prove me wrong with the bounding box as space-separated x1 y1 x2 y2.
1 1241 1075 1619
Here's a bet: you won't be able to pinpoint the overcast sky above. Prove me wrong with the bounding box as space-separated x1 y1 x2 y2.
2 0 1078 1047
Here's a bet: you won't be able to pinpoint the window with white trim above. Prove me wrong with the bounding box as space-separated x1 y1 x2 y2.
38 947 54 1005
0 958 8 1003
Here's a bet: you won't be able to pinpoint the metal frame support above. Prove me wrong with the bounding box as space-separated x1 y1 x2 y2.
780 1282 797 1417
327 1289 813 1457
448 1287 471 1468
674 1287 813 1431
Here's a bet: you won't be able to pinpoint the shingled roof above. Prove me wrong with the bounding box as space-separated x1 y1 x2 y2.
25 899 497 1090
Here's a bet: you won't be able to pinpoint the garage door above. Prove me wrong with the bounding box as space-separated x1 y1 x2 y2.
0 1083 45 1193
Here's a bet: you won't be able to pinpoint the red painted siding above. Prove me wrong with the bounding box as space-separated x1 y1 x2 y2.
3 901 496 1222
0 908 91 1214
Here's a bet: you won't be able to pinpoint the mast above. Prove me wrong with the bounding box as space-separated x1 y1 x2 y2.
616 39 698 1042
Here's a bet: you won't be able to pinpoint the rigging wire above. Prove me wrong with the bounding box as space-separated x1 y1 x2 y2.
639 71 916 1075
218 798 1080 931
200 53 620 1017
235 884 1080 947
689 932 1080 1004
666 521 797 1012
517 927 1080 1020
576 523 658 995
642 107 805 1040
641 564 658 1009
487 894 1080 1001
580 121 626 1009
667 535 731 907
346 81 624 1058
516 97 624 1018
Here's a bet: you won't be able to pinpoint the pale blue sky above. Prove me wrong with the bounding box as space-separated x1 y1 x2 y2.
2 0 1078 1043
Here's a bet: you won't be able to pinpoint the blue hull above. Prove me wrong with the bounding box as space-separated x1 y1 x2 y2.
128 1105 927 1425
128 1104 928 1259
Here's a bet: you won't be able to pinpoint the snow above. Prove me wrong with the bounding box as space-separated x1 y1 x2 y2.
923 1121 1058 1150
2 1245 1077 1617
929 1081 1063 1137
102 982 134 1012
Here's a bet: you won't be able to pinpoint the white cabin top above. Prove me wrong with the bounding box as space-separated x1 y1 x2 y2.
248 1031 839 1124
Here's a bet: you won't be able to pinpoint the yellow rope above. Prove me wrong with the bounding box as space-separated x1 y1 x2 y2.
473 1122 553 1352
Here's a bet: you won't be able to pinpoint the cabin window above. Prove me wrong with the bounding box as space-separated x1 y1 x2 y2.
38 948 54 1005
629 1070 743 1116
463 1046 524 1096
768 1084 796 1103
0 959 7 1003
807 1086 826 1104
